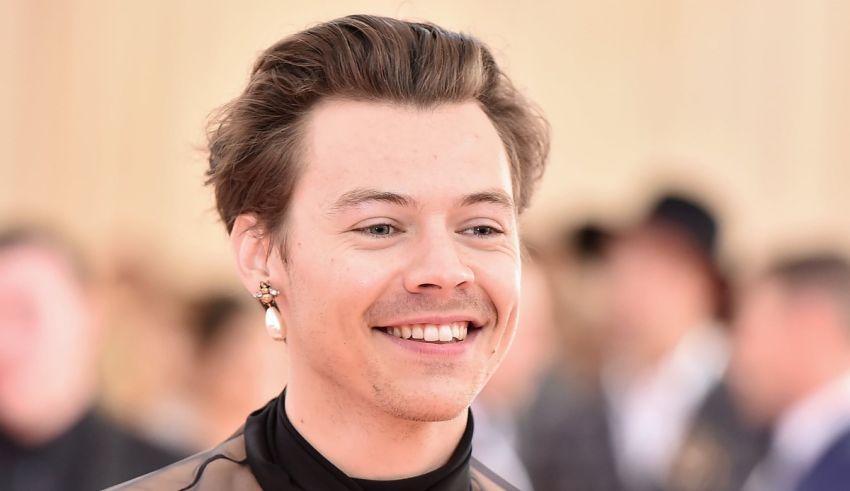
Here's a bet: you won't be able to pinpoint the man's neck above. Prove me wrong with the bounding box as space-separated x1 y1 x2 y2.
284 377 468 480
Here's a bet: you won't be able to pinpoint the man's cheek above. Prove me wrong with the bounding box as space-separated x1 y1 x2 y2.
329 251 387 284
494 279 521 326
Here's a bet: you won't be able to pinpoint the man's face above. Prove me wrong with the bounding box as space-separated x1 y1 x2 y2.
730 279 798 424
607 227 714 359
269 100 520 421
0 247 95 436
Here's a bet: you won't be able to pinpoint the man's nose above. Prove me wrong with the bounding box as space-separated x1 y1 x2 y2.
403 231 474 293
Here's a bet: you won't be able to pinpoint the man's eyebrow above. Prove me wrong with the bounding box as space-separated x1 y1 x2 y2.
328 188 416 214
460 189 515 210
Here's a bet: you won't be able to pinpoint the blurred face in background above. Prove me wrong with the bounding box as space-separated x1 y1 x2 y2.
192 306 288 447
0 245 98 444
607 225 716 364
731 278 850 424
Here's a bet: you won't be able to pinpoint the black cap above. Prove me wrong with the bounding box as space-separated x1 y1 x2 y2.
645 194 718 259
644 193 730 321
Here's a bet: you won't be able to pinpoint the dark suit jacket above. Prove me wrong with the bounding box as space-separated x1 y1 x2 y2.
0 409 182 491
794 427 850 491
519 374 767 491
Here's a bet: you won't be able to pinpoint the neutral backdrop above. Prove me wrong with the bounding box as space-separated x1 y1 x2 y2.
3 0 849 286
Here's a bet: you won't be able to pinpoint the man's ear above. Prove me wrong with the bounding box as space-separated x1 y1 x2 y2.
230 214 273 293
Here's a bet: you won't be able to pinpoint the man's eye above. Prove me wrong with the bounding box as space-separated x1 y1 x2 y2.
357 224 397 237
463 225 503 237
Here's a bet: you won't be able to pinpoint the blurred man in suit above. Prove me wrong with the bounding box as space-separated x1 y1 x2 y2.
473 247 558 490
523 193 765 491
734 254 850 491
0 227 180 490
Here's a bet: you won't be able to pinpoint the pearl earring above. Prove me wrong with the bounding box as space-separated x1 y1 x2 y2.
253 281 284 341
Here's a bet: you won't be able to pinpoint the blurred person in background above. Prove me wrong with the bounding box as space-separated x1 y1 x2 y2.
601 195 765 491
733 254 850 491
143 293 288 452
97 244 197 446
520 223 617 490
0 227 180 491
539 224 614 386
523 193 765 491
473 246 558 490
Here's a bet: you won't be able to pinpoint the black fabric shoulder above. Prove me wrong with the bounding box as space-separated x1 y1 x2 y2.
470 457 521 491
103 430 261 491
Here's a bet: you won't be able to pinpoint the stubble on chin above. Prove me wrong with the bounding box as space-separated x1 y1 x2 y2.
367 367 486 423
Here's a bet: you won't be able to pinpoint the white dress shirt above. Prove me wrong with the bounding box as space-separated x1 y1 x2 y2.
602 324 729 490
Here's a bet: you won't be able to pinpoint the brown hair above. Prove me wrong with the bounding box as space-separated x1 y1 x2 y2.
767 253 850 325
206 14 550 240
0 225 91 285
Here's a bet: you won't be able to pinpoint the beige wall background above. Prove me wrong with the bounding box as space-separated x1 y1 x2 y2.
2 0 849 286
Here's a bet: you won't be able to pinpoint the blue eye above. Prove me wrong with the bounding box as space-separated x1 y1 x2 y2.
358 223 397 237
464 225 503 237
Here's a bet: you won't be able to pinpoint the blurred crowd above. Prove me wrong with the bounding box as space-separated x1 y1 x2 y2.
0 228 286 489
3 187 850 490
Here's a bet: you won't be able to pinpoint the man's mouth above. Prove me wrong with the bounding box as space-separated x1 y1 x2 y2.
378 322 470 344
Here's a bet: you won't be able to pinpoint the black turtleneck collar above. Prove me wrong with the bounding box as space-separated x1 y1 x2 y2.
244 390 474 491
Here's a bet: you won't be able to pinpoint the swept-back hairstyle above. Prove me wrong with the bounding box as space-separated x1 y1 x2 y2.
206 14 549 239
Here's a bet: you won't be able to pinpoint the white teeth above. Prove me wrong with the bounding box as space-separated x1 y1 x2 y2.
411 326 424 339
439 325 453 342
424 324 439 342
382 322 472 342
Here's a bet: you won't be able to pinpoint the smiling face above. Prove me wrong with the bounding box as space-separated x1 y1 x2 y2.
264 99 521 421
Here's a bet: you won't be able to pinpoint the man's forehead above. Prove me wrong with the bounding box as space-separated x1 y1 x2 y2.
303 100 508 166
297 99 515 208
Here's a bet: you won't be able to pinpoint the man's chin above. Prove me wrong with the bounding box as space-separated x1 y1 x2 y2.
374 385 479 423
397 403 468 423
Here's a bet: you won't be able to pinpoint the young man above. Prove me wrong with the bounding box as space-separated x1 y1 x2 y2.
734 255 850 491
111 14 549 490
